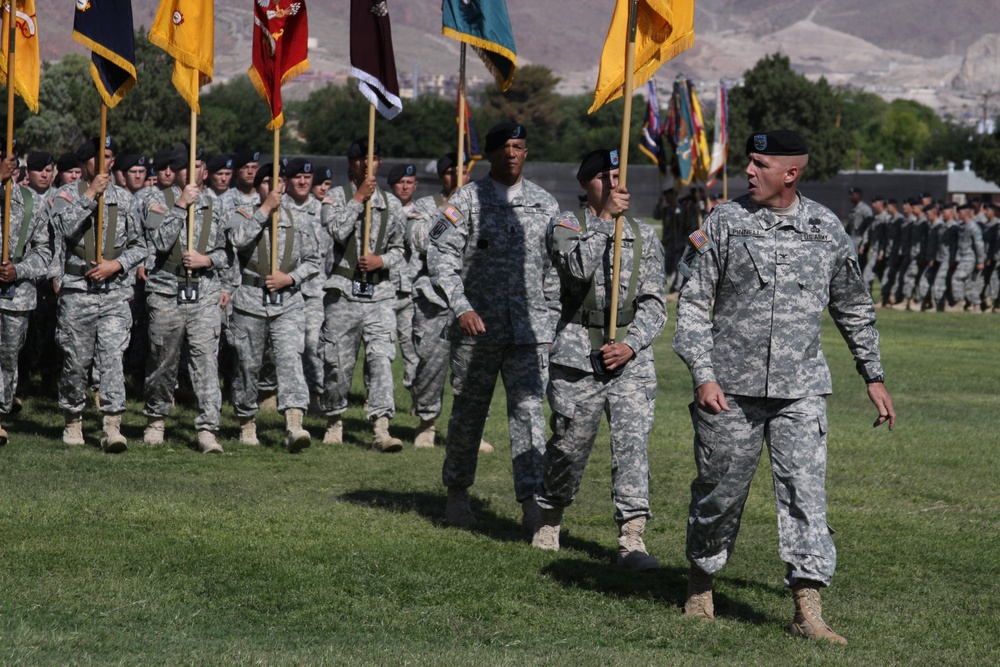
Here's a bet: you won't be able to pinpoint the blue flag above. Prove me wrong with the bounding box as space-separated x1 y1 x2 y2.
442 0 517 91
73 0 137 108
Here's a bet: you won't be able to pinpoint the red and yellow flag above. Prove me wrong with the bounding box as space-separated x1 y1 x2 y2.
148 0 214 113
589 0 694 114
0 0 40 113
249 0 310 130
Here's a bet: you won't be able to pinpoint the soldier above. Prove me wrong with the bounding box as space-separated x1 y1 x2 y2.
24 152 55 203
385 162 420 404
204 154 233 200
980 203 999 312
844 187 872 271
917 202 943 310
140 151 234 452
932 202 960 310
55 152 82 188
227 163 318 451
113 154 147 196
880 199 904 307
311 163 333 202
955 203 986 312
220 149 261 217
861 196 888 295
0 154 51 444
320 139 405 452
673 130 895 643
427 122 560 530
896 199 927 310
530 149 666 572
48 136 147 452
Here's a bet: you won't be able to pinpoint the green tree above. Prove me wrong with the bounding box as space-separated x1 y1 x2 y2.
727 53 846 180
17 54 96 154
200 75 291 154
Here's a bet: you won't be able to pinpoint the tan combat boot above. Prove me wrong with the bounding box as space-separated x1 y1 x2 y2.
479 439 494 454
197 430 224 454
144 417 165 445
101 414 128 454
413 419 436 449
445 487 476 527
521 498 542 535
531 507 563 551
62 411 84 446
616 516 660 572
239 416 259 445
323 415 343 444
284 408 311 453
684 566 715 620
0 419 7 446
790 582 847 644
371 416 402 453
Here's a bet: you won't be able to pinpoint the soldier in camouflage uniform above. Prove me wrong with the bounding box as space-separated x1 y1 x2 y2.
141 155 234 453
220 149 261 221
980 203 999 311
227 164 318 452
320 139 406 452
860 195 888 294
673 131 895 644
385 163 420 404
956 203 986 312
844 187 872 272
428 122 560 530
204 154 233 201
0 154 52 444
917 202 943 309
530 149 666 572
49 137 147 452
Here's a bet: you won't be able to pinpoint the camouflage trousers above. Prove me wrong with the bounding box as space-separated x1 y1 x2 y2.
895 258 918 303
321 292 395 419
443 342 548 502
964 266 983 305
535 364 656 523
395 293 417 392
862 255 886 294
936 261 974 305
410 297 452 421
143 291 224 431
228 306 307 417
57 289 132 415
982 262 999 302
916 264 936 302
687 394 836 587
0 310 30 414
302 295 324 394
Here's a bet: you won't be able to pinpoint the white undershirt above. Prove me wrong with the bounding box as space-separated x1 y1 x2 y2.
491 176 523 203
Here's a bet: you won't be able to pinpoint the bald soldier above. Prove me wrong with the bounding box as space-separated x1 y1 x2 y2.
673 130 895 643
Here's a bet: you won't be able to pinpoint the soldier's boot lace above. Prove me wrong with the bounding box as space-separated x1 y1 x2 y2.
413 419 436 449
239 416 259 445
616 516 660 572
144 417 165 446
284 408 311 453
790 581 847 644
197 430 224 454
101 414 128 454
371 416 403 453
62 411 85 446
445 487 476 527
531 507 563 551
684 565 715 620
521 498 542 536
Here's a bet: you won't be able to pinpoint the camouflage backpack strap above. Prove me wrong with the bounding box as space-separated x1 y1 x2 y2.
332 185 389 284
71 181 96 263
433 193 445 207
278 207 295 274
14 186 33 262
100 191 122 261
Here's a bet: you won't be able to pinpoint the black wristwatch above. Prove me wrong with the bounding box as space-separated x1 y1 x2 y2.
865 374 885 384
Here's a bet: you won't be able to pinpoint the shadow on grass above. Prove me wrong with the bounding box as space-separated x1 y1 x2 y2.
338 488 610 557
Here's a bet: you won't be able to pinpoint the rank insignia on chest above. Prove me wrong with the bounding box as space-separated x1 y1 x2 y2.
443 205 463 225
557 217 581 232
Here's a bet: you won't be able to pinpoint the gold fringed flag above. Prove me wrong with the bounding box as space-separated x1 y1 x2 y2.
72 0 137 108
249 0 310 130
0 0 40 113
589 0 694 114
148 0 214 113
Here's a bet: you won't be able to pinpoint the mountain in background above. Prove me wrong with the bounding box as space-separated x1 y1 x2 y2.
34 0 1000 123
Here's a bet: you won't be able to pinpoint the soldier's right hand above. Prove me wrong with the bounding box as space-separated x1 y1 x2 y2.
177 183 200 208
605 187 630 218
695 381 730 415
85 173 111 200
0 155 15 182
458 310 486 336
353 176 378 202
259 185 284 217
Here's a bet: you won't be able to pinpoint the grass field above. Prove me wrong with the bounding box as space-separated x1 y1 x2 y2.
1 306 998 666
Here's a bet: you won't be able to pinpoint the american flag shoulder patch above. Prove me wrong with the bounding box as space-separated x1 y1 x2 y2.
234 208 251 219
150 203 168 215
689 230 709 249
443 205 463 225
557 216 581 232
57 191 76 204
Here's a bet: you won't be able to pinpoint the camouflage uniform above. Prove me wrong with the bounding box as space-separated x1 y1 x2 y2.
428 175 560 501
918 215 944 305
673 193 884 587
1 185 52 413
142 188 234 432
284 193 325 395
534 209 666 522
227 203 319 417
957 218 986 307
862 208 890 292
387 202 421 397
844 200 873 271
49 181 146 416
982 215 1000 304
899 212 927 304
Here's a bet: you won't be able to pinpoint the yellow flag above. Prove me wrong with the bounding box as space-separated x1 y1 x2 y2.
148 0 214 113
589 0 694 114
690 85 711 183
0 0 40 113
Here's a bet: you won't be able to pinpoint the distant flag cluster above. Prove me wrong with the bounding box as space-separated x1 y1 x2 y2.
639 80 667 174
665 77 728 187
0 0 40 113
707 82 727 186
442 0 517 91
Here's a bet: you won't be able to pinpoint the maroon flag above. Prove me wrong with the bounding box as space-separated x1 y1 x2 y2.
350 0 402 119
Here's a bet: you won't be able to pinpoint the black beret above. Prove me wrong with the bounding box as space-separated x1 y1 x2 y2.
173 143 204 162
56 152 78 172
312 163 333 182
871 195 885 203
206 154 233 173
745 130 807 156
153 148 185 171
346 137 382 159
942 201 957 210
485 122 526 153
386 163 416 186
26 151 54 172
436 152 459 176
115 154 146 173
232 149 261 171
848 186 862 195
905 198 917 206
957 202 974 211
985 202 998 212
887 198 898 205
75 135 115 162
282 157 313 177
576 148 620 181
254 162 273 189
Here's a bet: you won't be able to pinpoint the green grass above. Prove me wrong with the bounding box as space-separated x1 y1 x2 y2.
1 307 998 665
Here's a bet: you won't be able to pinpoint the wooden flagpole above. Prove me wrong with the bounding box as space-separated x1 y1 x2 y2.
271 127 280 275
456 44 467 189
2 8 16 266
96 103 107 262
186 108 197 292
362 102 375 261
607 0 639 344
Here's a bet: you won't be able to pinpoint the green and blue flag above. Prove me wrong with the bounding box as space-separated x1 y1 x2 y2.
442 0 517 91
